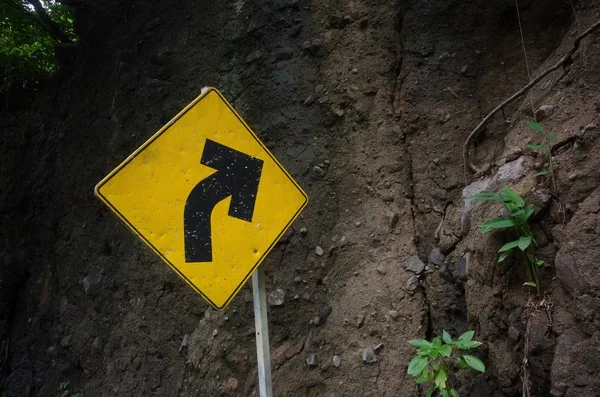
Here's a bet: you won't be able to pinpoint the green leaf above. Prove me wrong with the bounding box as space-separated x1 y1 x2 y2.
523 281 537 287
527 143 545 150
469 191 503 202
525 205 535 219
480 217 516 233
435 367 448 389
455 339 482 350
498 251 510 262
426 386 435 397
408 355 429 376
438 344 452 357
528 121 544 132
463 341 482 349
450 388 460 397
535 170 550 176
502 187 524 207
458 330 474 343
416 376 429 384
457 356 468 369
518 236 532 251
546 132 558 141
442 390 450 397
408 339 430 348
498 240 519 252
536 259 545 267
463 355 486 372
61 391 69 397
442 330 452 344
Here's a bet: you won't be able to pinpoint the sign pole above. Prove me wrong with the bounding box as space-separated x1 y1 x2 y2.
252 264 273 397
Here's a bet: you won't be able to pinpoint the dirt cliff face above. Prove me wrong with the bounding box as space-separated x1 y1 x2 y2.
1 0 600 396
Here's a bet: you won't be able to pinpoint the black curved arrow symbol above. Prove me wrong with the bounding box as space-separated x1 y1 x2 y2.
184 139 263 262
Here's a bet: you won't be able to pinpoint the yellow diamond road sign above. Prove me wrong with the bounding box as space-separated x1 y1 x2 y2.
95 88 308 310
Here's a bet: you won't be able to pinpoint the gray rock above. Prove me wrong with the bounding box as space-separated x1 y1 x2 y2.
179 334 190 352
455 255 469 280
535 105 555 121
406 275 419 292
461 177 493 234
315 246 324 256
406 256 425 274
555 252 588 293
300 227 308 236
306 353 319 367
273 47 294 61
388 310 400 320
312 166 325 177
268 289 286 306
302 38 323 55
439 113 451 124
362 347 377 364
373 343 384 352
310 316 321 326
496 156 534 184
304 95 315 106
333 354 341 367
61 335 72 348
315 84 325 97
245 50 263 63
428 248 446 266
82 272 103 296
376 265 386 275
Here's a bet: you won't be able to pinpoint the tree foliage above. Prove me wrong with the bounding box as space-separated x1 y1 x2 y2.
0 0 75 92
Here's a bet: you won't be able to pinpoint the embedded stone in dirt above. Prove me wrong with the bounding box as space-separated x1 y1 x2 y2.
362 347 377 364
268 289 286 306
306 353 318 367
406 275 419 292
406 256 425 274
428 248 445 266
273 47 294 61
376 265 386 275
535 104 555 121
315 246 324 256
219 377 239 395
495 156 534 184
332 354 341 367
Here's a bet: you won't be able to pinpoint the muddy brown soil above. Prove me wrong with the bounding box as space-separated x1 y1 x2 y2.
1 0 600 396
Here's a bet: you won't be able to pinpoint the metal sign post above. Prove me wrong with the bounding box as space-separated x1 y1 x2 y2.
252 264 273 397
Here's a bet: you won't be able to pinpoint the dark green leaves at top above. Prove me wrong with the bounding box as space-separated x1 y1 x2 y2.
462 355 486 372
528 121 544 132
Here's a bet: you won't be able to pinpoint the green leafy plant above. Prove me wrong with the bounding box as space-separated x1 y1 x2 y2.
408 330 485 397
527 121 557 190
58 381 83 397
471 187 543 290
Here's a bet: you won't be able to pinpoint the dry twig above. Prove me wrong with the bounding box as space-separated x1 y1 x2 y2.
463 18 600 183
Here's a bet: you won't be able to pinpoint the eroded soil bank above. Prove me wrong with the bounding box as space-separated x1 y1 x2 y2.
1 0 600 396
